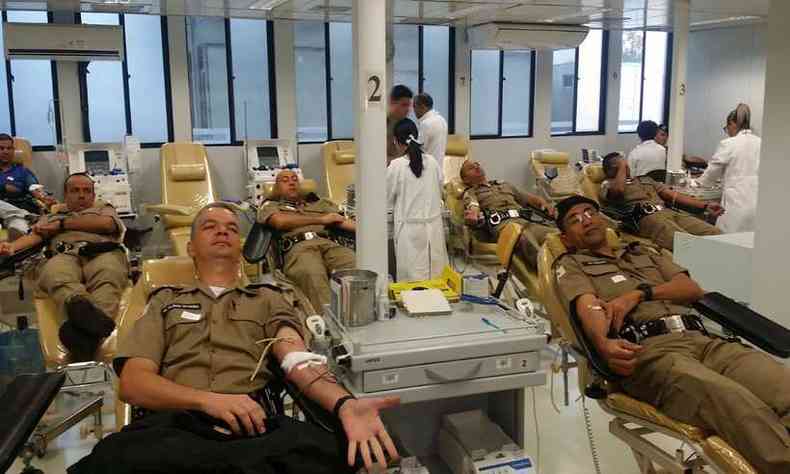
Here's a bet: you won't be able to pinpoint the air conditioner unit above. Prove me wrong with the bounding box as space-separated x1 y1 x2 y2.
468 23 589 50
4 23 124 61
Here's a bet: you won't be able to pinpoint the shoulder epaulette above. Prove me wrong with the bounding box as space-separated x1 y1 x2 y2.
245 282 285 293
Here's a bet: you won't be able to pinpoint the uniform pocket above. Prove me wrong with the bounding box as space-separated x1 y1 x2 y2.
580 263 621 276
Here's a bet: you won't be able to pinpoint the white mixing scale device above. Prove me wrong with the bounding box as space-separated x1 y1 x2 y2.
244 139 301 206
66 142 136 216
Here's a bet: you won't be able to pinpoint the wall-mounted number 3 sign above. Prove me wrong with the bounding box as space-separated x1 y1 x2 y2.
368 75 382 103
680 83 687 96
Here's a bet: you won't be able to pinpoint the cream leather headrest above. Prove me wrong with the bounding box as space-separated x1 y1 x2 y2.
445 136 469 157
333 152 355 165
584 164 606 184
534 151 570 165
170 163 207 182
13 137 32 166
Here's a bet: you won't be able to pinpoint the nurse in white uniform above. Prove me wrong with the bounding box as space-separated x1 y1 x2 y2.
627 120 667 177
387 118 448 282
697 103 761 233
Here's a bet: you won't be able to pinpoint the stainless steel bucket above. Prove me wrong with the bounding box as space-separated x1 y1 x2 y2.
330 269 378 327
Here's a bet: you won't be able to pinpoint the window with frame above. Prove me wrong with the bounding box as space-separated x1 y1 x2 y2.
0 11 61 148
470 49 535 138
79 12 171 145
295 22 453 143
186 16 276 145
551 30 607 135
618 30 671 133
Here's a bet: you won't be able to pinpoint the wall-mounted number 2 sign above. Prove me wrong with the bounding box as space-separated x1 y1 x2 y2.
365 72 384 110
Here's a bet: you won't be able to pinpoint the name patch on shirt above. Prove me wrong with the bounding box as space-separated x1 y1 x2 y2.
161 302 201 316
180 311 202 321
582 259 610 266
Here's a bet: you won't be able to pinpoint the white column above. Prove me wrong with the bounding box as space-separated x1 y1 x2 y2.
167 16 192 141
453 24 470 137
666 0 689 173
751 2 790 322
353 0 389 278
274 21 297 141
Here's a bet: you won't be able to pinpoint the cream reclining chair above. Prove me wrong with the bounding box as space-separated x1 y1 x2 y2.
443 135 469 184
580 163 606 204
493 221 541 299
444 178 498 263
322 141 355 204
529 150 581 203
147 143 217 256
537 230 758 474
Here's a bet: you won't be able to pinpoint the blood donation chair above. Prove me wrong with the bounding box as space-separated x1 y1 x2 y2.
146 142 218 256
493 221 541 298
538 230 790 474
443 135 469 184
322 140 355 205
444 178 499 263
580 162 606 204
529 150 580 203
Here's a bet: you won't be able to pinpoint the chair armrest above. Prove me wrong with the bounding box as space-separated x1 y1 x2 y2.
0 240 47 279
144 204 196 217
243 222 274 264
0 372 66 472
694 292 790 358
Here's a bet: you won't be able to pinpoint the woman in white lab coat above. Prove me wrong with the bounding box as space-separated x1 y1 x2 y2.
698 103 762 233
387 118 448 282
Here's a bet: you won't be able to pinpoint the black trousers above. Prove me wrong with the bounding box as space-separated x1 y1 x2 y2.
68 412 354 474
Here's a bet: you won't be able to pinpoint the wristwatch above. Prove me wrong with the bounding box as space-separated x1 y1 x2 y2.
636 283 653 302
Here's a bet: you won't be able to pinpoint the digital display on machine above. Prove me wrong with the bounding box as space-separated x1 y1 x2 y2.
84 150 111 175
256 146 280 168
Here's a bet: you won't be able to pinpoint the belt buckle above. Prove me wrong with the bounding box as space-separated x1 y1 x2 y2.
489 213 502 226
664 314 685 333
642 203 657 214
507 209 519 218
281 239 293 253
304 232 316 240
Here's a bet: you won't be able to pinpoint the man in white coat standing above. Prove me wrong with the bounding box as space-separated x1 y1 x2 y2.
414 94 448 178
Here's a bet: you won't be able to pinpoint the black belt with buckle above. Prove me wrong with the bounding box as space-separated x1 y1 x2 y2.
45 241 123 259
483 207 553 230
632 202 665 222
620 314 706 344
279 231 331 254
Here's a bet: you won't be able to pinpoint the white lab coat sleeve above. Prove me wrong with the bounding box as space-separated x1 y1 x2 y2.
386 164 398 210
698 140 732 187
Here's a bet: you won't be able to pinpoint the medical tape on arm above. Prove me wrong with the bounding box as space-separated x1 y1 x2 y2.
280 351 328 375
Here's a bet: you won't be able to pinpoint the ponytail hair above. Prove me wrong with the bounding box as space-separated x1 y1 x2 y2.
393 118 424 178
727 103 752 132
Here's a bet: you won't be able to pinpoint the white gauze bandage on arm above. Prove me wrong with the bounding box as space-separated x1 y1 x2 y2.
280 351 328 375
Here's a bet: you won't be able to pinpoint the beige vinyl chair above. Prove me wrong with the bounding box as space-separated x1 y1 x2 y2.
529 150 581 203
443 178 498 262
538 230 756 474
321 141 355 204
146 143 218 256
494 221 541 299
580 163 606 204
443 135 469 184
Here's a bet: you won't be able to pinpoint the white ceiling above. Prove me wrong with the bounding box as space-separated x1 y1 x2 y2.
2 0 771 30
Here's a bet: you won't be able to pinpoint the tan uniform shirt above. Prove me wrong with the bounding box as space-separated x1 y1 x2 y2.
258 197 340 239
37 200 125 250
600 177 668 208
462 181 534 212
116 282 306 394
554 243 691 324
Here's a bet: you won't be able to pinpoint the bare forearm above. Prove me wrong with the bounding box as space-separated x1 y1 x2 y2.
575 294 612 351
273 327 350 413
337 219 356 233
652 274 704 304
63 215 117 234
268 214 325 231
661 189 705 210
119 362 208 411
11 233 43 252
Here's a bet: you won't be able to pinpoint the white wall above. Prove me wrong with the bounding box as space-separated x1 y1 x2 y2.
685 24 766 159
29 17 643 203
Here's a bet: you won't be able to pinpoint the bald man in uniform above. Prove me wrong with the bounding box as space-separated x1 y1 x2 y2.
0 172 127 361
460 160 556 268
553 195 790 474
69 203 399 473
258 170 355 311
600 152 722 250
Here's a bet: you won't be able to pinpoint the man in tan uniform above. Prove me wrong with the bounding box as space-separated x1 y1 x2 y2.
460 160 556 268
600 152 723 250
553 195 790 474
69 203 399 473
0 172 127 361
258 170 355 311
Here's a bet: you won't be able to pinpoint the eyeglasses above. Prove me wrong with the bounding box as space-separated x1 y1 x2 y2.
566 208 599 226
276 176 299 184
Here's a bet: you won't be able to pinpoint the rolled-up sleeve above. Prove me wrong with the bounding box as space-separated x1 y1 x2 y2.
114 291 168 375
263 289 307 343
555 256 597 314
257 201 280 224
